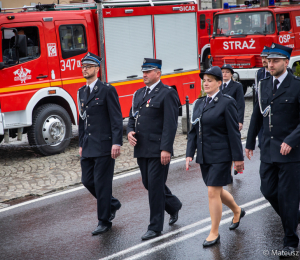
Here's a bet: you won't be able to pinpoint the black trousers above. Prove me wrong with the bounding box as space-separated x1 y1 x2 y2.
137 157 182 232
81 156 121 227
260 161 300 247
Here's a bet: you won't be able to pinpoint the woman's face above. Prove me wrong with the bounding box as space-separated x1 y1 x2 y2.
222 69 232 82
203 74 222 96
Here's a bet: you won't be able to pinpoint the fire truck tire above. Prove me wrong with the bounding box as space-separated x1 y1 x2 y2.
203 52 212 70
27 104 72 156
0 135 3 144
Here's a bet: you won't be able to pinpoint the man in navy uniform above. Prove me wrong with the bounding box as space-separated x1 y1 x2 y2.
78 52 123 235
127 58 182 240
245 43 300 256
255 46 270 148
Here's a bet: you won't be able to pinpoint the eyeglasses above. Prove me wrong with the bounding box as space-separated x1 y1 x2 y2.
81 65 97 70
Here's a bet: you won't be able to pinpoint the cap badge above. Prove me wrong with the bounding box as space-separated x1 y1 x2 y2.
214 97 218 102
207 68 211 71
224 64 227 67
143 59 146 63
271 43 275 48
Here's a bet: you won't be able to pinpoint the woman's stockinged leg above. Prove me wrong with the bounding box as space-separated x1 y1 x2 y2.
220 188 241 223
207 186 222 241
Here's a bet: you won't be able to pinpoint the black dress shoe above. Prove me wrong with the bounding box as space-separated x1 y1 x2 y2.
91 224 111 235
169 203 182 225
203 234 220 247
141 230 161 240
229 208 246 230
109 204 122 222
280 246 297 258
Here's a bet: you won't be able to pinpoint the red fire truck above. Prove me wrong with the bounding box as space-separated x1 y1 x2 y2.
210 1 300 93
0 0 201 155
197 8 222 70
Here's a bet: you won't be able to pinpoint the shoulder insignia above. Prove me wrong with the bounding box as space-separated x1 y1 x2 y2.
223 94 233 99
78 85 86 91
294 76 300 81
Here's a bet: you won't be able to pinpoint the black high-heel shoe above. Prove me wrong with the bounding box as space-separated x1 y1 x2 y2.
203 234 220 247
229 208 246 230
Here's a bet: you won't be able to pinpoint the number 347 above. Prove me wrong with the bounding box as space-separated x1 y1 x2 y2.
60 59 81 71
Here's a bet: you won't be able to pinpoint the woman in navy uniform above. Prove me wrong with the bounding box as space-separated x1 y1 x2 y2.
186 67 245 247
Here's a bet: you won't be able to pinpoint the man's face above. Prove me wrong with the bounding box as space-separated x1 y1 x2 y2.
143 69 161 86
261 56 268 68
280 15 284 24
81 64 99 79
268 58 288 77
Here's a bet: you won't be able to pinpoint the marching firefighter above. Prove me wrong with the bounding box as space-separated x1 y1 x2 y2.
246 43 300 256
127 58 182 240
78 52 123 235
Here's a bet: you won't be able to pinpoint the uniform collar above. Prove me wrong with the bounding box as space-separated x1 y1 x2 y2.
87 78 98 93
273 70 288 89
223 79 231 87
146 80 160 94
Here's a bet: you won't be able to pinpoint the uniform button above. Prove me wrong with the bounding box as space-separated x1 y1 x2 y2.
138 131 140 133
138 123 140 125
89 133 91 136
271 102 273 104
271 114 273 116
271 136 273 139
139 115 141 117
140 107 142 109
286 100 288 102
109 137 111 139
87 115 89 117
86 106 88 108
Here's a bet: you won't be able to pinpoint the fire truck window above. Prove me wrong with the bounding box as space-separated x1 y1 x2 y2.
2 26 40 66
213 11 274 36
200 14 206 29
277 14 291 32
59 24 87 59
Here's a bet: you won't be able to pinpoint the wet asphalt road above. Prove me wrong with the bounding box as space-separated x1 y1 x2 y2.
1 144 299 260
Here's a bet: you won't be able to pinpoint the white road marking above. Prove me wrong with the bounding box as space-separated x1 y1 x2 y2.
98 197 266 260
122 203 271 260
0 140 247 213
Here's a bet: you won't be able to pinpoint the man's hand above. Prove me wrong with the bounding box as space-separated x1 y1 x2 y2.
239 123 243 131
128 131 137 147
79 147 82 157
234 161 244 173
111 145 121 159
161 150 171 165
280 142 292 156
186 157 192 170
245 148 253 160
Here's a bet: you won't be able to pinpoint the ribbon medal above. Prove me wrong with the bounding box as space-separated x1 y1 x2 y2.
146 99 151 107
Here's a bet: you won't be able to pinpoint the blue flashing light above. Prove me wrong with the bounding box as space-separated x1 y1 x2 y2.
224 3 229 9
269 0 275 5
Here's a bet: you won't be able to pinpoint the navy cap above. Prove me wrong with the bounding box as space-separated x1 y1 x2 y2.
260 46 270 57
221 64 234 74
81 52 102 66
199 66 223 81
141 58 162 71
268 43 292 60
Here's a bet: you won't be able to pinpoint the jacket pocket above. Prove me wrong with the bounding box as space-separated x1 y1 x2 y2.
149 102 160 108
149 133 162 142
101 134 112 152
91 100 104 106
279 97 295 104
211 142 229 150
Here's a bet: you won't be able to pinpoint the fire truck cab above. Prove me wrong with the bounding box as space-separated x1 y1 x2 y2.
0 0 200 155
210 1 300 93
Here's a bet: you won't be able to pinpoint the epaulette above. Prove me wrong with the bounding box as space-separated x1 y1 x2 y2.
294 76 300 81
261 76 270 81
163 85 173 90
104 82 112 87
78 85 86 92
223 94 233 99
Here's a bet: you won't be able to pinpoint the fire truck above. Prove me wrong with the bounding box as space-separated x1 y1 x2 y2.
0 0 201 155
197 8 222 70
210 0 300 93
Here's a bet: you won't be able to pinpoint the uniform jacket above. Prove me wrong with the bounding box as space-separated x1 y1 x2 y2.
186 92 243 164
220 80 245 124
127 81 179 158
246 71 300 163
78 79 123 158
255 67 268 104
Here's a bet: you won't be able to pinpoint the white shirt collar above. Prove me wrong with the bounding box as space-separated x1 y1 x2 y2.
273 70 288 89
146 80 160 93
223 79 231 87
207 90 220 102
87 78 98 93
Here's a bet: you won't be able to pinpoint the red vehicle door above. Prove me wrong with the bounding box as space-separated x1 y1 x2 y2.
276 13 295 49
0 22 49 112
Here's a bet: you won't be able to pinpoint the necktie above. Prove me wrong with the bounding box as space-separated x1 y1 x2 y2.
204 97 212 108
223 83 227 90
266 71 271 78
273 79 280 95
86 85 90 99
144 87 150 100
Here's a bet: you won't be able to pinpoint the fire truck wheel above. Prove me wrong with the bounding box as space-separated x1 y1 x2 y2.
204 52 212 70
27 104 72 156
0 135 3 144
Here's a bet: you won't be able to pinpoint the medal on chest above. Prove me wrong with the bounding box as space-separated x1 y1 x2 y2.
146 98 151 107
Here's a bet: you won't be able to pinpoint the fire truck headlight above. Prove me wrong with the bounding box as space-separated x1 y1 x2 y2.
233 72 239 81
